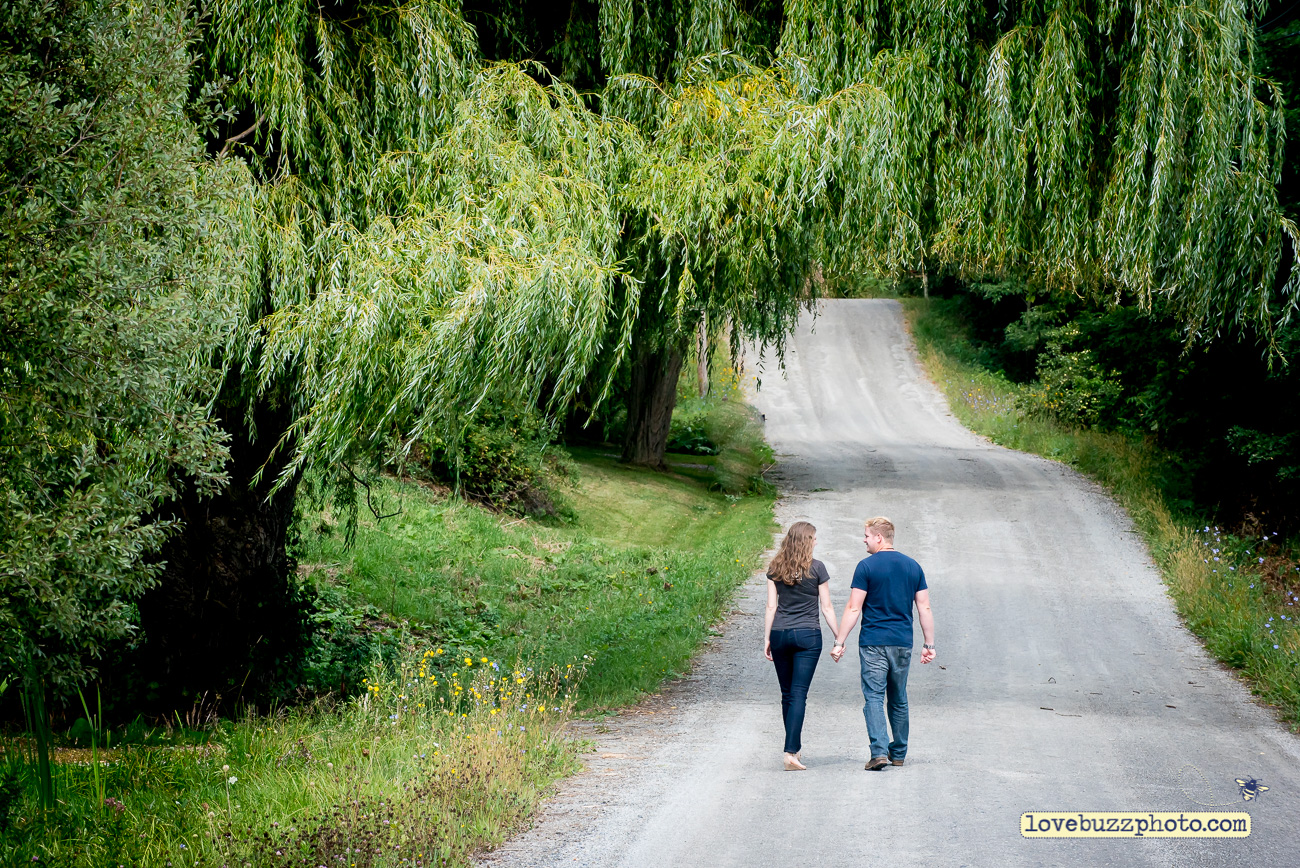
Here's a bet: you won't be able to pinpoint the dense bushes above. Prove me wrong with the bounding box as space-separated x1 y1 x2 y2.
0 0 236 700
1018 344 1123 428
415 406 575 519
666 411 722 456
923 284 1300 531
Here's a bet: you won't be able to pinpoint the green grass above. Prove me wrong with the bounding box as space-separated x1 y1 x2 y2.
1 651 579 868
0 374 777 867
904 297 1300 729
301 393 774 712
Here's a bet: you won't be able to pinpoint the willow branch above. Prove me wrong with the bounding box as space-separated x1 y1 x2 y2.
218 114 266 157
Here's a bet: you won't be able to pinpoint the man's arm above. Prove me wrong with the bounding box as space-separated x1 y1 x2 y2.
831 588 866 660
915 588 935 663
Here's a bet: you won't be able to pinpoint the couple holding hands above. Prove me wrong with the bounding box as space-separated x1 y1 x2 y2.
763 516 935 772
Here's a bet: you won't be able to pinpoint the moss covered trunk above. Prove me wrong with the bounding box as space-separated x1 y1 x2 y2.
621 343 684 468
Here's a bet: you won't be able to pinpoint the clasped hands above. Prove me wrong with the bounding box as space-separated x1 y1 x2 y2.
826 643 936 664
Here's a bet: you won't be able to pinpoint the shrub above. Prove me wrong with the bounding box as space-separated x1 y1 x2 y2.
416 407 574 518
1018 346 1123 427
666 414 720 455
0 0 233 701
298 580 411 698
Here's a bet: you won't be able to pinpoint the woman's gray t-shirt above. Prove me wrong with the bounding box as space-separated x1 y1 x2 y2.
769 559 830 630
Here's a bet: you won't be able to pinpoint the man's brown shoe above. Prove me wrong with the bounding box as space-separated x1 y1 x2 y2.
890 759 904 766
865 756 889 771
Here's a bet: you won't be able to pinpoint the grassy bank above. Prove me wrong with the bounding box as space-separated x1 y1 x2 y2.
301 371 773 712
301 447 773 712
2 651 578 868
904 297 1300 729
0 382 776 866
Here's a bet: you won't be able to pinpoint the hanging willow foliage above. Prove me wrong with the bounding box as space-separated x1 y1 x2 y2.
609 56 907 360
258 65 635 482
777 0 1298 338
204 0 1296 478
202 3 635 483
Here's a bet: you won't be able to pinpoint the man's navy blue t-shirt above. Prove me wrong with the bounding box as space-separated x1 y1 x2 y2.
850 550 927 647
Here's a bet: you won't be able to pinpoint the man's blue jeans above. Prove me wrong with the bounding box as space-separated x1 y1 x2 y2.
859 645 911 761
770 628 822 754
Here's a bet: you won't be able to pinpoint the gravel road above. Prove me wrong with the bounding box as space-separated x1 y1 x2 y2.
482 299 1300 867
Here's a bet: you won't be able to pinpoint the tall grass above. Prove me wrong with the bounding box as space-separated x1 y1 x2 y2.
0 648 580 867
0 372 778 865
905 297 1300 729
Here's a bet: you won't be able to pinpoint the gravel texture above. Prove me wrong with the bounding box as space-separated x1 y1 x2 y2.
481 299 1300 868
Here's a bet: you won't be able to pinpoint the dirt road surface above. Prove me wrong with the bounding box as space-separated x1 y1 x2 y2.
482 299 1300 867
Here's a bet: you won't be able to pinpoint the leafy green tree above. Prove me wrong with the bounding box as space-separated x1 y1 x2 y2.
148 0 1297 697
477 0 1298 465
138 1 638 699
0 0 240 697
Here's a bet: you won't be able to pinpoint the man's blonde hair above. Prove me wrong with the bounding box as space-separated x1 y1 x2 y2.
864 516 895 541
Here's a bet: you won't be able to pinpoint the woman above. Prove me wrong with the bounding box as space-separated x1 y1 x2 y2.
764 520 838 770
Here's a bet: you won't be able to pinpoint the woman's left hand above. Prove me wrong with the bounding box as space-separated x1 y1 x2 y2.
764 641 773 661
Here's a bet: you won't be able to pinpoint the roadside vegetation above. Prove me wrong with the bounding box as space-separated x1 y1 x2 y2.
0 655 579 868
5 0 1296 864
300 373 773 712
0 367 775 866
903 297 1300 730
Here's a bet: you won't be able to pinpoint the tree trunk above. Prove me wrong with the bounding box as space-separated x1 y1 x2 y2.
137 377 305 709
695 316 709 398
621 343 684 468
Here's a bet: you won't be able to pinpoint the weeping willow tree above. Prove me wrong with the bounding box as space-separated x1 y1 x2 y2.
142 0 1293 697
778 0 1298 333
143 0 637 698
604 0 1296 462
606 58 899 462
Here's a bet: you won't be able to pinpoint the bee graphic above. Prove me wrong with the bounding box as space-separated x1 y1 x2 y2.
1236 778 1269 801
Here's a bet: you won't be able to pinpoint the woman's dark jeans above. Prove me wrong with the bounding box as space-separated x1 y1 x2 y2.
769 628 822 754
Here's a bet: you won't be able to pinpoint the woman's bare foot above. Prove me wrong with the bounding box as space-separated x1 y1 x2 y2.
783 752 806 771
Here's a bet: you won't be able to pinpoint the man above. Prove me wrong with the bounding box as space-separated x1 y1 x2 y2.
831 516 935 770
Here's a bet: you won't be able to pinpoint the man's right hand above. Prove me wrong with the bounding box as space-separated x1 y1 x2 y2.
920 646 936 664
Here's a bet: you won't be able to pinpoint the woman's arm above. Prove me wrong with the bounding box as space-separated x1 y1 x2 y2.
763 580 778 661
818 581 839 637
831 588 867 661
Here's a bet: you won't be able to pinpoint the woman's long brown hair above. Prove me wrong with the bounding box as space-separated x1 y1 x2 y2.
767 521 816 585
